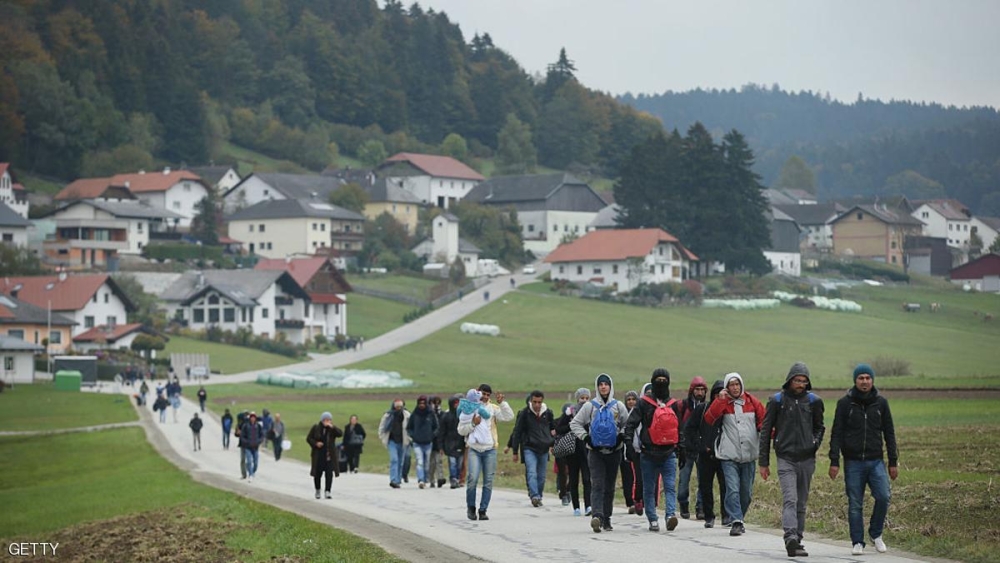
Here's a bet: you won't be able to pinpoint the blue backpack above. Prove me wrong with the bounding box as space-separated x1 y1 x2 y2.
589 399 619 448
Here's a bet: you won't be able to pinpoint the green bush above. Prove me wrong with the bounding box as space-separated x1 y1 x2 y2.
854 356 912 377
144 243 224 263
820 259 910 282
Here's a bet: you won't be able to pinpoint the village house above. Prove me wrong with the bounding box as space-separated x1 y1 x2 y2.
949 253 1000 293
774 202 844 252
765 207 803 276
911 199 974 262
363 177 422 234
55 168 209 228
0 334 44 385
0 202 31 247
188 165 242 195
830 204 924 266
160 269 313 344
465 173 607 255
544 228 698 292
0 294 76 354
0 273 135 338
222 173 341 213
256 256 351 337
969 216 1000 255
377 152 484 209
588 204 621 231
72 323 158 353
411 212 482 277
0 163 29 219
226 199 365 258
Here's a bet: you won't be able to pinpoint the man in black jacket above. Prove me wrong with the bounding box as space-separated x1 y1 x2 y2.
438 395 465 489
759 362 825 557
239 412 264 483
829 363 899 556
685 379 728 529
512 390 556 507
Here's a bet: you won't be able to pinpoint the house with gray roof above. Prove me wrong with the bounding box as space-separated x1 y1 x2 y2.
226 199 365 258
830 203 924 266
189 165 241 195
411 212 483 277
160 269 313 344
0 201 31 248
222 173 343 214
970 216 1000 255
0 333 45 385
465 173 607 254
764 207 803 276
774 203 845 252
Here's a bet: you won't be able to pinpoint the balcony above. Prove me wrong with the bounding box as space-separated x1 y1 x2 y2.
44 238 128 251
275 318 305 329
274 296 294 306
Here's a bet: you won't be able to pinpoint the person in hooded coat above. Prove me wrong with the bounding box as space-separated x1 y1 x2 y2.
625 368 684 533
511 390 556 507
438 394 466 488
704 372 766 537
378 399 411 488
343 415 366 473
221 408 234 450
406 395 439 489
686 379 729 529
307 411 343 499
677 377 708 519
759 361 825 557
557 389 592 516
620 390 641 515
572 373 630 533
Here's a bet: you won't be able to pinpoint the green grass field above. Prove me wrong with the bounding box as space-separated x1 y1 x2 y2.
163 335 298 375
347 274 439 302
217 141 313 177
18 173 64 196
0 385 136 431
346 293 415 340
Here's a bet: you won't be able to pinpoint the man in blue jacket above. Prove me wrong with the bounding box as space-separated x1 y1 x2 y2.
240 411 265 483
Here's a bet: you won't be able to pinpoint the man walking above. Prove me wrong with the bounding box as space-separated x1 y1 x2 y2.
704 372 765 537
677 376 708 519
572 373 630 533
189 413 203 451
829 363 899 556
512 390 556 507
759 362 825 557
625 369 684 533
439 394 466 489
240 411 264 483
197 386 207 413
406 395 439 489
378 399 411 488
221 408 233 450
458 385 514 521
686 379 728 529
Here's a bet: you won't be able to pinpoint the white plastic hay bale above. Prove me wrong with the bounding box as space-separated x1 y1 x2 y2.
771 291 862 312
460 322 501 336
702 298 779 310
255 373 272 385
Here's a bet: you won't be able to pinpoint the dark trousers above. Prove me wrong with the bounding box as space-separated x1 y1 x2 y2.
555 457 569 498
697 454 728 521
345 444 362 471
314 460 334 492
588 449 622 521
620 458 637 507
566 448 591 510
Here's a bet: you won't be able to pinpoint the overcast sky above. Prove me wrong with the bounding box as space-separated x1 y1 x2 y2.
422 0 1000 109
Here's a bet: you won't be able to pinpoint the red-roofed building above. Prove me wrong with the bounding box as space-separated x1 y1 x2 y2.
378 153 484 209
73 323 160 352
949 253 1000 292
54 168 209 228
0 273 135 337
544 228 697 292
0 163 29 219
255 256 351 337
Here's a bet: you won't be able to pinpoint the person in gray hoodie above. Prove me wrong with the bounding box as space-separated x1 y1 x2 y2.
571 373 630 533
759 361 825 557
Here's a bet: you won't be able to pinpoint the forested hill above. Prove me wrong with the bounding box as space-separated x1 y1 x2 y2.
0 0 660 182
621 86 1000 214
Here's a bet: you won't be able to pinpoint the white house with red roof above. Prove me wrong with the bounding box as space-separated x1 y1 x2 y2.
255 256 352 337
378 153 484 209
544 228 698 292
0 273 136 338
72 323 155 352
0 163 29 219
911 199 973 250
55 168 209 228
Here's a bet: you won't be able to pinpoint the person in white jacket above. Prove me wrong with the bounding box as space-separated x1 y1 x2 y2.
458 384 514 521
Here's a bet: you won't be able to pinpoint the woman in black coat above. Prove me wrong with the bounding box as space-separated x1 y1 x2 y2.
306 411 343 499
343 415 366 473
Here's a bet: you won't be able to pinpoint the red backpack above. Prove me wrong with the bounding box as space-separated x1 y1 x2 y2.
642 396 679 445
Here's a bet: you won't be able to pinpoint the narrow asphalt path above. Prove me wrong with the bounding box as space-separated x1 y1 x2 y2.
0 421 140 437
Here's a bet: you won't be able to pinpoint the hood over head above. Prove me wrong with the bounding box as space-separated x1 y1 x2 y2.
320 411 332 422
650 367 670 400
448 394 462 411
688 376 708 394
710 379 725 401
784 362 812 390
466 388 482 403
723 372 745 398
594 373 615 403
575 388 591 402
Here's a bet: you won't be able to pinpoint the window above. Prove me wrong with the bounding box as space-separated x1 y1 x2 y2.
613 265 619 274
267 242 273 250
312 223 318 231
263 189 269 196
208 295 219 305
344 224 352 233
259 224 266 232
4 357 12 371
106 316 117 327
576 266 583 275
593 267 602 275
7 329 25 340
92 294 98 303
922 211 929 219
649 266 655 274
193 309 205 323
528 225 535 232
104 293 109 303
891 256 897 264
964 224 968 232
558 266 564 274
891 241 897 249
659 247 663 255
661 265 666 273
344 243 351 250
137 222 143 233
553 225 559 232
249 225 254 232
949 224 953 231
321 223 326 231
85 316 95 328
241 308 247 323
262 308 269 319
279 309 286 320
209 309 220 323
173 201 181 209
49 331 62 344
672 266 680 278
856 212 863 220
564 225 568 232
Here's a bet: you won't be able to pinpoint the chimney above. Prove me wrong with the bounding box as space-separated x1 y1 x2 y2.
196 271 204 288
163 166 171 175
58 270 68 282
124 181 130 189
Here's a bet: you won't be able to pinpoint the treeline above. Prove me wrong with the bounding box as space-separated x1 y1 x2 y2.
621 85 1000 214
0 0 661 181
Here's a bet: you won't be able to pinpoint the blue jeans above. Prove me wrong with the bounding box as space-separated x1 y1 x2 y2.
678 451 702 509
413 442 432 483
641 452 678 522
448 455 462 481
387 440 404 485
222 430 230 449
721 460 756 523
466 448 497 512
243 447 259 477
845 460 891 546
523 449 549 500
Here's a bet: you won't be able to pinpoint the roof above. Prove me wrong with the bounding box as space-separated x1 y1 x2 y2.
0 334 44 352
48 199 183 220
55 178 113 200
366 178 422 204
832 204 925 227
226 199 364 222
72 323 147 343
467 173 589 204
0 274 135 312
0 202 30 227
0 295 76 325
383 153 484 181
230 173 343 201
310 293 346 304
763 189 798 206
589 204 621 229
55 170 205 200
188 166 237 186
950 253 1000 280
916 200 972 221
976 216 1000 231
254 256 351 291
459 238 481 254
544 228 698 263
160 270 310 306
774 203 844 225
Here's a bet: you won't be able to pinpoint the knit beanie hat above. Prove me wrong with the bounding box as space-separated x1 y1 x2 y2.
320 411 332 422
624 390 639 401
596 373 612 387
853 363 875 381
574 388 591 401
466 388 482 403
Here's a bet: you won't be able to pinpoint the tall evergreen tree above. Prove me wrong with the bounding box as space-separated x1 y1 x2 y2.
495 113 537 174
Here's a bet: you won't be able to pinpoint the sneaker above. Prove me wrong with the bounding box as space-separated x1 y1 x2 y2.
467 507 477 521
419 482 426 489
730 521 744 536
585 506 592 516
681 503 690 519
315 489 321 499
537 498 543 507
573 508 581 517
852 543 864 556
437 479 447 488
590 516 602 533
696 508 705 521
634 502 644 516
667 515 679 531
389 482 400 489
561 495 571 506
478 511 489 521
248 476 253 483
324 491 332 499
704 517 715 529
602 519 613 532
722 516 733 526
403 476 408 483
450 479 460 489
628 506 635 514
873 537 887 553
649 520 660 532
531 497 541 508
786 538 808 557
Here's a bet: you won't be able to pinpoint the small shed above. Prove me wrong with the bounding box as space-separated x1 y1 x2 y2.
0 335 44 385
53 356 98 387
54 370 82 391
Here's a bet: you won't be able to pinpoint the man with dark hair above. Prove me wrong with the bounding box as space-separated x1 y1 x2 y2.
573 373 630 533
406 395 439 489
759 362 825 557
458 384 514 520
239 411 264 483
625 368 684 533
829 363 899 556
512 390 556 507
686 379 728 529
378 399 410 488
439 394 466 489
677 376 708 519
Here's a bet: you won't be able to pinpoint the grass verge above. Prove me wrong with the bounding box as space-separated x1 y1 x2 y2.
0 385 136 431
163 335 299 375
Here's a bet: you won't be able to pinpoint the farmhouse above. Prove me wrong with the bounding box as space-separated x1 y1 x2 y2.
0 201 30 248
0 273 135 338
226 199 365 258
0 294 76 354
256 256 351 337
830 204 924 265
544 228 697 292
377 152 484 209
774 203 844 252
411 212 482 277
949 253 1000 292
765 207 802 276
222 173 341 213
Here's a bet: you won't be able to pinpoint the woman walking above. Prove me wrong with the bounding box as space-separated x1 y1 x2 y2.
307 412 343 499
343 415 366 473
271 413 286 461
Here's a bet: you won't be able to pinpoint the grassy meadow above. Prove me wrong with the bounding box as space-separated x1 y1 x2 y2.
163 335 297 374
345 293 416 340
0 384 136 431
